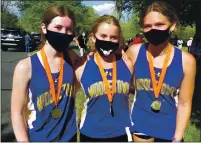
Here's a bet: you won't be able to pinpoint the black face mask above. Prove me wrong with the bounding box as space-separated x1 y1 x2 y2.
45 30 74 52
144 27 171 46
95 37 119 56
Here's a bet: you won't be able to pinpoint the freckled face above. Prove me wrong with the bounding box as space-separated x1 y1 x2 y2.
43 16 74 35
143 11 174 32
94 23 120 43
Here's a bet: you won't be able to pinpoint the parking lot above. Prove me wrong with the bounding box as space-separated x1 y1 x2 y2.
1 50 28 141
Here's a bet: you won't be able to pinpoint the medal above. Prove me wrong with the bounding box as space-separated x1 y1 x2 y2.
110 102 114 117
51 107 62 118
147 43 171 112
151 100 161 111
41 48 64 118
95 52 116 117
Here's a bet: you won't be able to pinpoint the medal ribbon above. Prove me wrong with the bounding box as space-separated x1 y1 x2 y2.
41 48 64 106
147 43 171 99
95 52 116 103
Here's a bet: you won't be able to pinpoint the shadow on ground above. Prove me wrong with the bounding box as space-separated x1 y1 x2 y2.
1 123 16 142
191 57 201 130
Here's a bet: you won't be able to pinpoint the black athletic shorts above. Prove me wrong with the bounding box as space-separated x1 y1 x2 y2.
80 133 129 142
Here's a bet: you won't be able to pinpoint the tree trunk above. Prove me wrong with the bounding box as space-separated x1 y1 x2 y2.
195 1 201 40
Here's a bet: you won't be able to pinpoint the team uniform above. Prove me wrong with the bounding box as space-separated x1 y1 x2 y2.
131 43 184 140
26 53 77 141
79 55 133 141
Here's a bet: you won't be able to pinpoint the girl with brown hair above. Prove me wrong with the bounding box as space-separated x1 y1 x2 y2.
75 15 134 142
11 5 78 141
126 1 196 142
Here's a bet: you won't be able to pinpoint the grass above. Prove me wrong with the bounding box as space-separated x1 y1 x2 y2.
28 49 39 56
181 46 188 52
181 47 201 141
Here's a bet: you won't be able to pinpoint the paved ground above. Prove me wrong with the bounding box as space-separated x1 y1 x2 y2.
1 48 81 142
1 49 28 142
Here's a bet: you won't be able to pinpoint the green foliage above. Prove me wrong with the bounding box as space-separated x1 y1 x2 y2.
18 1 48 32
1 0 14 13
116 0 200 26
17 0 99 33
185 121 201 142
174 25 196 42
75 6 99 34
116 0 201 46
1 0 19 29
1 11 19 29
120 13 141 40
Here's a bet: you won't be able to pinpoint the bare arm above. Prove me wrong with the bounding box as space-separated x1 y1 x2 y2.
125 43 142 66
122 57 134 75
75 56 88 83
11 58 31 141
173 51 196 140
67 49 79 66
68 49 91 94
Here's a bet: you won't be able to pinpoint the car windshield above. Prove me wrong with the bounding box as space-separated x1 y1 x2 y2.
10 31 20 36
2 30 20 36
33 34 40 36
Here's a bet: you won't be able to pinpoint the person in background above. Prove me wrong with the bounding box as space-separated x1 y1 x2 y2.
77 34 87 56
11 5 78 142
125 1 196 142
130 32 144 45
25 32 31 55
69 36 82 56
187 37 193 52
177 39 183 49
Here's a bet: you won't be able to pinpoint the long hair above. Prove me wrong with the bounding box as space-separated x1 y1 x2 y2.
39 5 76 67
40 5 76 47
87 15 124 52
140 1 179 27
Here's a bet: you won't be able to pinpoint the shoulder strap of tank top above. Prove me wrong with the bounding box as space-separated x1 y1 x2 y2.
172 46 182 66
135 43 148 65
30 53 40 68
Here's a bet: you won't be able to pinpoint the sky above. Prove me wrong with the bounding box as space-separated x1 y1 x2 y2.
82 1 131 21
7 1 20 17
7 1 130 21
82 1 116 16
8 1 116 17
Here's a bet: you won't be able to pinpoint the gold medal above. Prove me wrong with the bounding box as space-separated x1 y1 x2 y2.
151 100 161 111
41 48 64 117
51 108 62 119
147 43 171 112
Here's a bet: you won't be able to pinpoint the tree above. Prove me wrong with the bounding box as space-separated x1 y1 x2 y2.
16 1 99 33
1 11 19 29
1 0 19 28
75 6 99 34
1 0 12 12
174 25 196 43
120 13 141 40
116 0 201 44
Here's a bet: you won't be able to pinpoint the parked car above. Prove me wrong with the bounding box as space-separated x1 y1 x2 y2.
30 32 41 50
1 28 25 51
